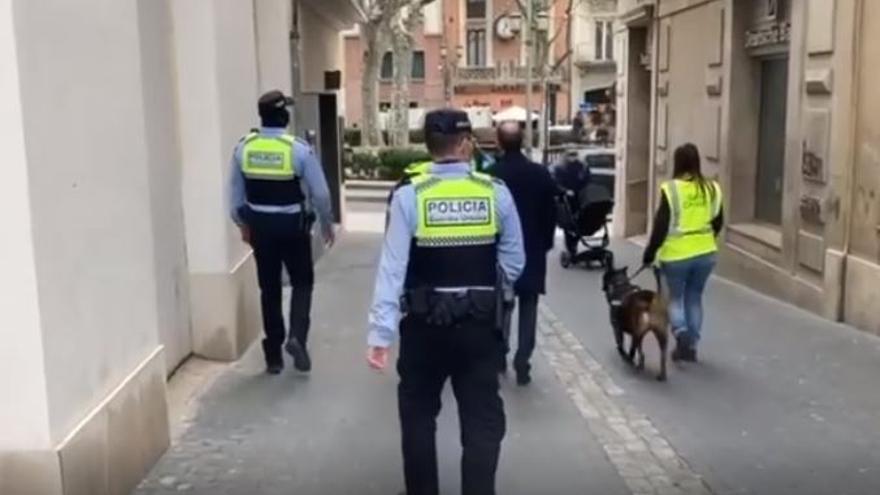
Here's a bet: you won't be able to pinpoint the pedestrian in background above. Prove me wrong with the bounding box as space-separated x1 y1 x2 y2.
551 148 591 256
491 121 557 386
229 90 335 375
642 143 723 362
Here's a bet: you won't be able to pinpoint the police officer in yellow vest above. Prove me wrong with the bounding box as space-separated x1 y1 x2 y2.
229 90 335 375
367 109 525 495
643 143 723 363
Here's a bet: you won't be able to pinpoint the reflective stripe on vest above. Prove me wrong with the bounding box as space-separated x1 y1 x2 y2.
414 172 498 248
241 134 296 181
658 179 722 263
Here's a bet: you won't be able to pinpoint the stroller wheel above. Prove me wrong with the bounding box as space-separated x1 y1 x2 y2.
560 251 573 268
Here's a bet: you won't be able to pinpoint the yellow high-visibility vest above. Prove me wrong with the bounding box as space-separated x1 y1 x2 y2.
657 179 722 263
413 172 498 247
240 134 296 181
404 161 432 177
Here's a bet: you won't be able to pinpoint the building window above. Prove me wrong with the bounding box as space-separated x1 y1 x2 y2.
594 20 614 61
379 101 391 111
467 29 487 67
381 51 427 79
412 51 426 79
466 0 486 19
381 52 394 79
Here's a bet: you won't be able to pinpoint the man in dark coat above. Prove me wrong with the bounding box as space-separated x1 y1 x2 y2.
489 121 557 385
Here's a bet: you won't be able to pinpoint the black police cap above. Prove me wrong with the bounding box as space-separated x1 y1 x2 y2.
258 90 293 116
423 109 472 135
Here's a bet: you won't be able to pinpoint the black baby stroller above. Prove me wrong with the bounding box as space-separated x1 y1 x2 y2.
555 181 614 269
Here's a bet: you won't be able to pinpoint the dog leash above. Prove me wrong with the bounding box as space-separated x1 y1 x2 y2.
627 264 649 282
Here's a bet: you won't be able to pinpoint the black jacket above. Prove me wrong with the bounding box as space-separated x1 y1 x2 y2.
490 151 557 294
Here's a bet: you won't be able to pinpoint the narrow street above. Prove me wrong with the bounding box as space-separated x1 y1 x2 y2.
136 201 880 495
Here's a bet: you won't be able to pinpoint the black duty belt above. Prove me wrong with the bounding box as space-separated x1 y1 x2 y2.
402 288 497 327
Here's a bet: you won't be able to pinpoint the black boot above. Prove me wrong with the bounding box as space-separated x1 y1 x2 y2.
683 346 698 363
262 340 284 375
514 362 532 386
516 369 532 386
671 336 689 362
285 337 311 372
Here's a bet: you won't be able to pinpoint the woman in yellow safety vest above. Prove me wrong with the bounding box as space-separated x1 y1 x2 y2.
642 143 724 363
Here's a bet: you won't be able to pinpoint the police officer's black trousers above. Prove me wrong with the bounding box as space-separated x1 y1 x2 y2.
397 315 506 495
249 212 314 364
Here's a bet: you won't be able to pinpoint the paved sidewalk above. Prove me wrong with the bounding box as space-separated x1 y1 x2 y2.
136 233 630 495
543 241 880 495
137 220 880 495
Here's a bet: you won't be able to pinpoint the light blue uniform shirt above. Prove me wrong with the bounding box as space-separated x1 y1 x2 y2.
228 127 333 233
367 162 526 348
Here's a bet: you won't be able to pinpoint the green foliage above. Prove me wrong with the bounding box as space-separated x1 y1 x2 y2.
377 148 431 179
343 146 430 180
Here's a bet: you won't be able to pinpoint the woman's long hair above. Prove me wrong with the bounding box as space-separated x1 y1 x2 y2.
673 143 715 202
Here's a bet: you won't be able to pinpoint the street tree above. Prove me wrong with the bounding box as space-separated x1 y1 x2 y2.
353 0 410 147
388 0 433 147
516 0 579 152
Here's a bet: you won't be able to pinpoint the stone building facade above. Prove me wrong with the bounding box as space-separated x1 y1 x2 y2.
614 0 880 336
343 0 572 127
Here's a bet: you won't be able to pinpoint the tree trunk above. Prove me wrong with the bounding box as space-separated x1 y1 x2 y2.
361 22 385 147
389 1 422 148
389 29 412 147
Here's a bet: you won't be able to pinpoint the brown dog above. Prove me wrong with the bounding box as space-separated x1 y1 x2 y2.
602 262 669 381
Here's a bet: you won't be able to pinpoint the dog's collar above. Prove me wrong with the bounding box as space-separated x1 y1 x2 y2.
608 284 640 307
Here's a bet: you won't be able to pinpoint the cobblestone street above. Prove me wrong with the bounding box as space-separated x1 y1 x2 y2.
137 206 880 495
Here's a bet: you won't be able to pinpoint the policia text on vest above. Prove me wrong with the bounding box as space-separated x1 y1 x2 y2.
366 108 525 495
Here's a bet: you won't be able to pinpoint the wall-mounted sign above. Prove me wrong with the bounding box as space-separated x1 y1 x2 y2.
745 21 790 49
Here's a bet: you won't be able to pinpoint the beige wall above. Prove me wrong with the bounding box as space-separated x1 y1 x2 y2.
657 1 723 180
13 0 164 443
849 0 880 264
0 0 53 451
843 0 880 335
137 0 193 374
256 0 294 94
172 0 264 361
1 0 176 491
299 2 342 93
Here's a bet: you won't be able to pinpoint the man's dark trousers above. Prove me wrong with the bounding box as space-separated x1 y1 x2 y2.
397 315 506 495
512 292 539 375
248 211 314 365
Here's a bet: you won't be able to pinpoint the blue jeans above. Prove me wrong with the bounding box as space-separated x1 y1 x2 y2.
661 253 717 348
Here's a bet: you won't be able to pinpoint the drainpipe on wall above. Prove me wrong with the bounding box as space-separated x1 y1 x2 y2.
289 0 302 133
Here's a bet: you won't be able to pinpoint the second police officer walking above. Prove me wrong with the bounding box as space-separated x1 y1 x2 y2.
366 109 525 495
229 90 335 375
